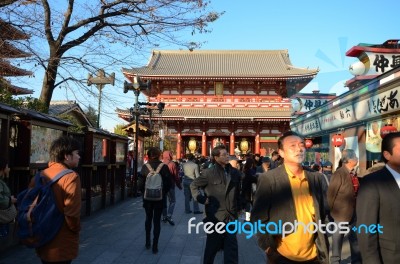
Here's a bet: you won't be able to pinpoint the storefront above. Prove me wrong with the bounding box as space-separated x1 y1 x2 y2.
291 66 400 175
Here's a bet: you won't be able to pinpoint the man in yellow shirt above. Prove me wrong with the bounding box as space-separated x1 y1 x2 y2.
252 131 329 264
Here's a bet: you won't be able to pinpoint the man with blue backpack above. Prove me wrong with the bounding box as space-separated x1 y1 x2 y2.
17 136 82 264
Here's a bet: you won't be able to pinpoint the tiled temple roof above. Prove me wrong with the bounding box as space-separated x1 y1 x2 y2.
123 50 318 80
117 107 291 120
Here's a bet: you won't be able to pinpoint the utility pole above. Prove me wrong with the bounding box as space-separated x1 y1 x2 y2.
87 69 115 128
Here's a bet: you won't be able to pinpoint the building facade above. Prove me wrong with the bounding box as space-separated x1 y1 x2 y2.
291 40 400 175
119 50 318 158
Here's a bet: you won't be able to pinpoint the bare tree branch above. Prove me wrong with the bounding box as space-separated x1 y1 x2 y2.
1 0 223 114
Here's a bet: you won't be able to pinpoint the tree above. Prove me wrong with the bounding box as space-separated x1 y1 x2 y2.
113 124 128 136
1 1 222 111
84 105 98 128
0 83 47 111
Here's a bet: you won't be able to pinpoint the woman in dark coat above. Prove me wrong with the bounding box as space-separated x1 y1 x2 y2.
139 147 171 254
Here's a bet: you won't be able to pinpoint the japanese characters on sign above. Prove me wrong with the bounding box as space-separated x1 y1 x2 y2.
291 97 329 114
293 85 400 136
356 86 400 119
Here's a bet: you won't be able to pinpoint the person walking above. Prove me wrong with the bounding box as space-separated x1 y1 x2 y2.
182 153 202 214
139 147 171 254
35 136 82 264
327 149 362 264
190 145 242 264
357 132 400 264
161 150 182 226
251 131 329 264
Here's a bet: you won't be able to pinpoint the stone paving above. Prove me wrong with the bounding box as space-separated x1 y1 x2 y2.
0 189 350 264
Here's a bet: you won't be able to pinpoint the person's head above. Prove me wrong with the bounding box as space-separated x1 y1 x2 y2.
341 149 358 169
243 157 255 172
277 131 305 165
322 161 333 174
211 145 229 167
381 132 400 164
147 147 161 161
228 155 239 169
254 154 260 161
49 136 81 168
162 150 173 162
186 153 195 161
261 156 271 167
311 163 322 172
271 150 279 161
0 157 10 179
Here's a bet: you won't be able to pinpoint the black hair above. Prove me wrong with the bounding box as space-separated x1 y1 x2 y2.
49 136 81 163
381 132 400 163
147 147 161 160
277 131 303 150
186 153 195 160
211 145 227 158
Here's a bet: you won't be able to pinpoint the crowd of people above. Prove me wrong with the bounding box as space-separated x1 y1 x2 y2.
2 131 400 264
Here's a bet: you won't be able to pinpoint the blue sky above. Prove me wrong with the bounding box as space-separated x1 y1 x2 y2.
19 0 400 131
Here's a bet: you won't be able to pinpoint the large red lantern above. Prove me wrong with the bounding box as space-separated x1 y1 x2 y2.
332 134 345 147
380 124 397 138
305 139 313 149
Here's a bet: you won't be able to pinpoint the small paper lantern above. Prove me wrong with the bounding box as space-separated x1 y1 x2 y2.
332 134 345 147
305 139 313 149
380 124 397 138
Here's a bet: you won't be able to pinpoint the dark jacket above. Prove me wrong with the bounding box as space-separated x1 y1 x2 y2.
327 165 356 222
190 163 241 223
357 166 400 264
139 160 171 209
242 167 257 202
251 166 329 264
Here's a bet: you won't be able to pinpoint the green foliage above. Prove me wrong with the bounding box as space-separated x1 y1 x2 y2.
84 105 97 127
114 124 128 136
58 113 85 133
0 85 47 112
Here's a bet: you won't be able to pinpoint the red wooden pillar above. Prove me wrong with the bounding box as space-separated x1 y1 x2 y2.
255 133 260 154
202 132 207 157
230 132 235 155
177 132 182 159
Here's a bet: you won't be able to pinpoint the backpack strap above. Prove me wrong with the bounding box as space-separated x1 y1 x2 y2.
145 163 154 173
37 169 74 187
155 163 164 173
48 169 74 185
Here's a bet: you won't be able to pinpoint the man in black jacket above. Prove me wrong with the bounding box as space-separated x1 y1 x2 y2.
190 145 242 264
357 132 400 264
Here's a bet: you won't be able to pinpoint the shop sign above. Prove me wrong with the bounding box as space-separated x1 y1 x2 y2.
356 86 400 119
291 97 329 114
350 52 400 76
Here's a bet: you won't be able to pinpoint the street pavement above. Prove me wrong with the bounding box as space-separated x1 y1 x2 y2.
0 189 350 264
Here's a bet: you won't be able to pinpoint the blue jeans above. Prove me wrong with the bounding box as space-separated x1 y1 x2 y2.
162 185 176 218
330 217 362 264
183 178 199 212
